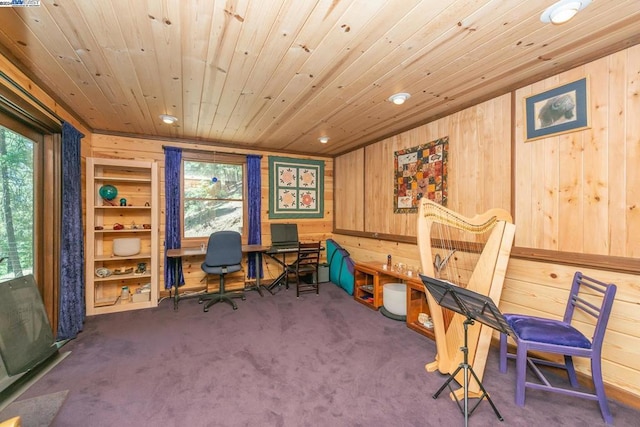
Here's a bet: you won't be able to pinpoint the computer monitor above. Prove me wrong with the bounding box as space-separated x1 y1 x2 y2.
270 223 298 247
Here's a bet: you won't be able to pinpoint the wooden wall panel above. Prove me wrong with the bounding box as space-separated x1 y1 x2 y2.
332 94 513 267
363 140 394 233
334 234 421 272
334 148 364 231
626 48 640 258
90 133 333 293
608 50 628 258
346 94 512 237
514 45 640 257
584 58 610 255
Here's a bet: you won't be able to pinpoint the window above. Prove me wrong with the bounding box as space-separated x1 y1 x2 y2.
0 99 57 304
0 125 36 280
182 153 245 239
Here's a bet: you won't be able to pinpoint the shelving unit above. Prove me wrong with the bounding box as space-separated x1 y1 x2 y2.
405 280 435 340
353 261 435 340
353 263 384 309
85 158 159 315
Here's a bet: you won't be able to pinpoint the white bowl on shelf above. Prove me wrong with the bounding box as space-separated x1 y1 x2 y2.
113 238 141 256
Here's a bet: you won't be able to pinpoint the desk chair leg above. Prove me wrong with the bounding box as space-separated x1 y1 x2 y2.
199 275 245 312
203 294 243 311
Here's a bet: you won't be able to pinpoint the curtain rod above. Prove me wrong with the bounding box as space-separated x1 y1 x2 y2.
161 145 262 158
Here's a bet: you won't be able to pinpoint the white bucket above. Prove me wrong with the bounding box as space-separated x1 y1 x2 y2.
383 283 407 316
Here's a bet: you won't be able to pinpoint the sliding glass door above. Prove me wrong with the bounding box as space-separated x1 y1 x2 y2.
0 124 36 281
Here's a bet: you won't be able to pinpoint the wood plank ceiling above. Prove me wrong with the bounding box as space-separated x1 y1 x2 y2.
0 0 638 156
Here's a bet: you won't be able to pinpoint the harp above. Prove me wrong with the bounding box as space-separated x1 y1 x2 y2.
417 198 515 398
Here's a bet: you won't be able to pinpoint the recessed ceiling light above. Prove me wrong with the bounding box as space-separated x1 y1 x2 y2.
159 114 178 124
541 0 591 25
318 136 330 144
388 92 411 105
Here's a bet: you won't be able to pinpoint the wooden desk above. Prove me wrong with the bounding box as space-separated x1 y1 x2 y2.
353 261 435 340
166 245 269 309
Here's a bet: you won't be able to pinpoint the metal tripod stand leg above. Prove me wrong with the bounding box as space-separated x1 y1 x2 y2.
432 318 504 426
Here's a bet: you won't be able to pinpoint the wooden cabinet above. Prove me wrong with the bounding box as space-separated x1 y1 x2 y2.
85 158 159 315
353 261 434 340
405 280 434 340
354 262 382 308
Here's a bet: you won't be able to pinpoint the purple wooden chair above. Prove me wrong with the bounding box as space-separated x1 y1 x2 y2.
499 272 617 424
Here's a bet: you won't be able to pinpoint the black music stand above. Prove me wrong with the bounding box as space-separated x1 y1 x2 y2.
421 274 514 426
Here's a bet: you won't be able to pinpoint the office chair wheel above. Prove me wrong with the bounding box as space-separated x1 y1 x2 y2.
241 295 246 300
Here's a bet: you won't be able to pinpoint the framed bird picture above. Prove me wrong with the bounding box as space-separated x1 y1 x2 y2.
524 77 589 142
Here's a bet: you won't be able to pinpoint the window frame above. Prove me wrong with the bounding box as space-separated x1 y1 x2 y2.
0 79 61 328
180 150 248 244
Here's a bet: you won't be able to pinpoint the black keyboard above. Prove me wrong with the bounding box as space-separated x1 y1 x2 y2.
267 246 299 254
267 245 325 254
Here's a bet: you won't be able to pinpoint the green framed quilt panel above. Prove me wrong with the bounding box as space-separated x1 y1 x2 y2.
268 156 324 219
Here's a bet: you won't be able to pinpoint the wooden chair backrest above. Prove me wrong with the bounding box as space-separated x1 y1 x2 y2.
296 242 321 271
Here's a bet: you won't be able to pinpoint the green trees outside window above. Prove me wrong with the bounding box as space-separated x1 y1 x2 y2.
183 160 243 238
0 126 34 279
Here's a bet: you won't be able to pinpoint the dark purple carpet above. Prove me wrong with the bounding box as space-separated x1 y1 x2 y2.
17 283 638 426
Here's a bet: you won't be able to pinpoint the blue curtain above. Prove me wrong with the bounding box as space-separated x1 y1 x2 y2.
164 147 184 289
247 155 262 279
58 122 85 340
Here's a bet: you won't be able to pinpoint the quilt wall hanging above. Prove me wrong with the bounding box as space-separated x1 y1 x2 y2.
268 156 324 219
394 136 448 213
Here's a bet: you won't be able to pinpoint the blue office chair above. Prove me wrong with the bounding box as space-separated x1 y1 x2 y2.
199 231 245 312
499 272 617 424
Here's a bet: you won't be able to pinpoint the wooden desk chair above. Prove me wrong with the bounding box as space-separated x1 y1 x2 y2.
499 272 617 424
287 242 321 297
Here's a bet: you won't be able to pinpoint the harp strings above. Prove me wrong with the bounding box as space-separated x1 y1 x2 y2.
432 211 461 285
431 210 492 288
